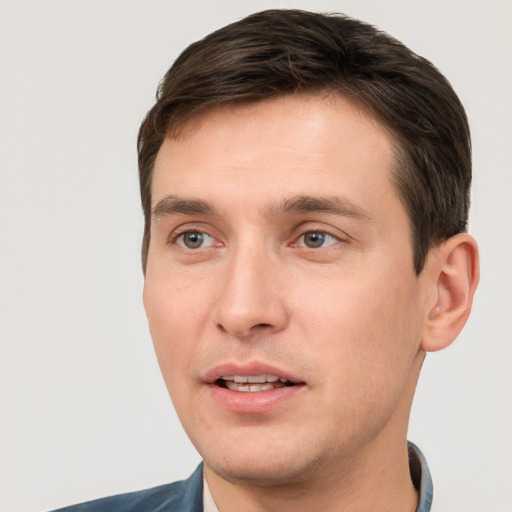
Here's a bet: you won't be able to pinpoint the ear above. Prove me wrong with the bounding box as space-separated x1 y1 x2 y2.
421 233 479 352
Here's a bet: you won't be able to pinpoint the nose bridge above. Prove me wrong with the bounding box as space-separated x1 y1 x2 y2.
214 233 287 337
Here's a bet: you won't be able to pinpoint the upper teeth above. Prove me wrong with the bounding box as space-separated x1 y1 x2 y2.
221 374 288 383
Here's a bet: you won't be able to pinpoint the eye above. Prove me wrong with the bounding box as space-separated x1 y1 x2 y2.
298 231 339 249
176 231 216 249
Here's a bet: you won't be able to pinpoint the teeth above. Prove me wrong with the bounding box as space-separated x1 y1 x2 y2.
225 381 282 392
247 375 267 383
218 374 294 392
221 374 285 384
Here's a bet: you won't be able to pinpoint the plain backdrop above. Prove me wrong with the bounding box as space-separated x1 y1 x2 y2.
1 1 511 511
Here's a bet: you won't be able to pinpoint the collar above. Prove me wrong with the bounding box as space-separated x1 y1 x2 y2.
408 441 434 512
203 475 219 512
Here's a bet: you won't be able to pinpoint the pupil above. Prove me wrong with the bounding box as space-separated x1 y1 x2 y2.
305 232 325 248
184 232 203 248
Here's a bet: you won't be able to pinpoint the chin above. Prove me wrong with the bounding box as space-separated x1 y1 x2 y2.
201 437 329 487
207 458 309 487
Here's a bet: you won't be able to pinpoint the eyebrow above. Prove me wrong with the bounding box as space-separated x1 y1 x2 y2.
267 195 373 222
152 194 372 223
152 195 215 219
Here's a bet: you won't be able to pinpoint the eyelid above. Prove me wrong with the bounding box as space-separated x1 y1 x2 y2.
170 227 203 242
167 223 221 247
166 222 349 250
176 231 217 250
166 220 212 237
298 231 338 248
290 223 349 246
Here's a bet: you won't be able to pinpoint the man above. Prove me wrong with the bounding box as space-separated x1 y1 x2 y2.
53 9 479 512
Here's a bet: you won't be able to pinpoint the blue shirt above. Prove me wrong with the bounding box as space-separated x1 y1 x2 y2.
50 442 433 512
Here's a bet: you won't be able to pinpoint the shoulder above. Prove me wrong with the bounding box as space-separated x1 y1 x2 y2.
49 464 203 512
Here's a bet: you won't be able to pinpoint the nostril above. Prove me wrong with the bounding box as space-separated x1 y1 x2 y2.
216 322 274 337
254 323 272 329
216 323 228 333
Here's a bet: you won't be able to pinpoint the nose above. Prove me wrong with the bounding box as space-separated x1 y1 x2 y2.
213 242 289 339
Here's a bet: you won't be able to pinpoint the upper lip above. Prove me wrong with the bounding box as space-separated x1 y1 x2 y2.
202 361 303 385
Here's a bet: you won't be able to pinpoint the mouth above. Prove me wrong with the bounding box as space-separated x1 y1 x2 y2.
204 364 305 412
215 374 296 392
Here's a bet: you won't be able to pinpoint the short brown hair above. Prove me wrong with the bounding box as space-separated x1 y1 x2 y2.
138 9 471 274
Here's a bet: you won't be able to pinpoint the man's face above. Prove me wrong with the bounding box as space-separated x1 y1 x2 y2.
143 95 429 484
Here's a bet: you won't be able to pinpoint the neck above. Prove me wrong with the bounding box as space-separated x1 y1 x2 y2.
205 440 418 512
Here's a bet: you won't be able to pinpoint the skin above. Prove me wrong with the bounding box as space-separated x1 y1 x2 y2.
143 94 479 511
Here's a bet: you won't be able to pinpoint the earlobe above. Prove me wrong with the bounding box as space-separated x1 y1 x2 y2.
421 233 479 352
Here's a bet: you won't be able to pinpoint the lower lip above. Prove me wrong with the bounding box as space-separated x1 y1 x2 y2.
207 383 305 413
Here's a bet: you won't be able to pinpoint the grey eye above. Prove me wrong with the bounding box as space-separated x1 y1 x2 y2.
299 231 338 249
303 231 327 248
179 232 210 249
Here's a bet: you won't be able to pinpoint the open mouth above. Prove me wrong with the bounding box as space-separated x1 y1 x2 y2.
215 374 295 392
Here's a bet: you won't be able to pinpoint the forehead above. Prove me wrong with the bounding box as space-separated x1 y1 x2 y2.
151 94 397 211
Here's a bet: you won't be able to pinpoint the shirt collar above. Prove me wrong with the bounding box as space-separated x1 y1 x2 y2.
408 441 434 512
203 475 220 512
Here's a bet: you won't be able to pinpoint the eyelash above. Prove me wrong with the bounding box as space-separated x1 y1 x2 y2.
172 229 217 250
170 226 344 251
293 228 342 249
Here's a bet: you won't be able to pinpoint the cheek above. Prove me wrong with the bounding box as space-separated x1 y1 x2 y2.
143 274 209 381
301 267 419 339
297 269 422 397
143 277 212 433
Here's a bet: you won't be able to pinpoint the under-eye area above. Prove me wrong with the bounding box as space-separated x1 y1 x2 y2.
215 375 296 392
